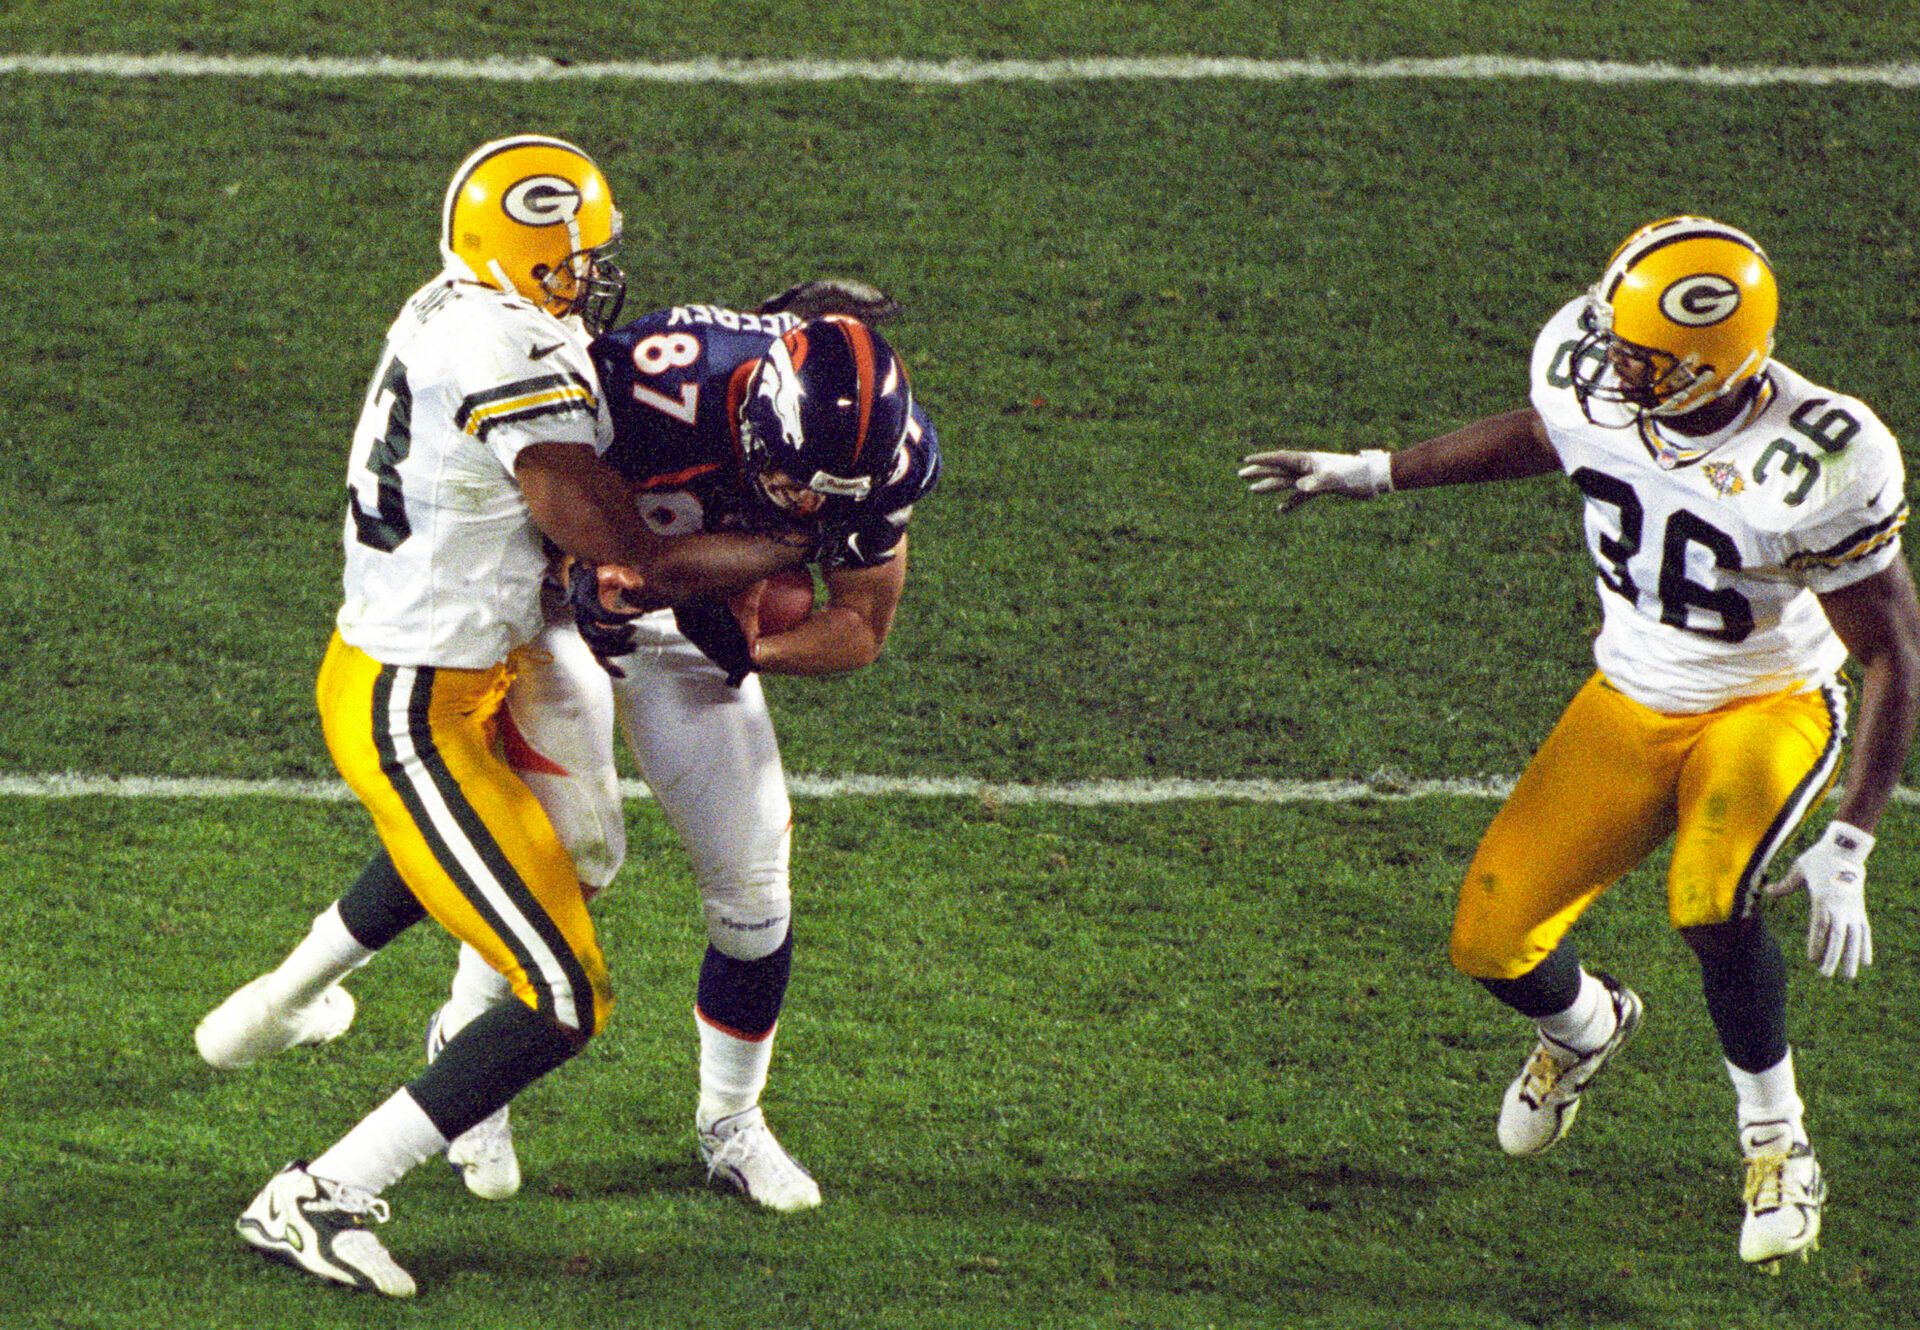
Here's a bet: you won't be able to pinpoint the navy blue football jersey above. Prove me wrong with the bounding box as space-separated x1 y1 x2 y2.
591 304 940 567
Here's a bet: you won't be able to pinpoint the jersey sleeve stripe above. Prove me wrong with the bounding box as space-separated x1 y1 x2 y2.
464 397 597 442
1787 503 1910 570
453 372 596 432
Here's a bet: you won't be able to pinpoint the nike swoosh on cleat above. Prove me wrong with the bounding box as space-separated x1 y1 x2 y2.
238 1217 305 1253
529 342 565 360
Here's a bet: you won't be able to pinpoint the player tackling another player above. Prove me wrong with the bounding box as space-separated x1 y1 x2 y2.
420 291 939 1213
1242 216 1920 1270
193 137 826 1297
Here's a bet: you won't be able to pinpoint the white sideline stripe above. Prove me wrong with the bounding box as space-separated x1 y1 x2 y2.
3 770 1913 806
3 53 1919 87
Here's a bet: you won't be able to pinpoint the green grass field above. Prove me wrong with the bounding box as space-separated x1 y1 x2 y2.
5 6 1920 1328
9 798 1920 1329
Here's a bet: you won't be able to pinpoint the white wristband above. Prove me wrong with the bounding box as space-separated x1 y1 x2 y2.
1357 449 1394 496
1823 820 1875 863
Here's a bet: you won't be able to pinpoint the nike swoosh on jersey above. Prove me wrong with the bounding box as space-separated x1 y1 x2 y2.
529 342 565 360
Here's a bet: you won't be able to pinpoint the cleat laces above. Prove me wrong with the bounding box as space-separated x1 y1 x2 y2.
1743 1151 1788 1214
705 1124 765 1184
1519 1046 1571 1104
307 1178 408 1284
309 1177 392 1227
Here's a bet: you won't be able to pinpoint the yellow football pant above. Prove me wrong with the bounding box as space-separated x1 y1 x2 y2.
316 632 611 1036
1451 672 1843 980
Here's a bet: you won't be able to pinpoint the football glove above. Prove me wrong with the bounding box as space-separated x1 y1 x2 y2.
673 595 756 688
1239 449 1393 512
814 516 900 571
566 560 644 680
756 278 902 326
1763 820 1874 980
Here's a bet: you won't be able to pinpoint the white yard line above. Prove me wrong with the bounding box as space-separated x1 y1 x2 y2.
2 770 1910 806
0 771 1509 805
2 53 1917 86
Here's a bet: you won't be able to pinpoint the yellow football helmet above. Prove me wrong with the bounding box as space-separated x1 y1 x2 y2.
1570 215 1777 423
439 135 626 332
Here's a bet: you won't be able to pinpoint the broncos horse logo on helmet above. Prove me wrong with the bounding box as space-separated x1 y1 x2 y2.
736 316 915 519
440 134 627 333
1570 215 1778 426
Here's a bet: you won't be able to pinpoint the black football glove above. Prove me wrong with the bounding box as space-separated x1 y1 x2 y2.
814 514 903 571
756 278 902 326
672 594 756 688
566 560 643 679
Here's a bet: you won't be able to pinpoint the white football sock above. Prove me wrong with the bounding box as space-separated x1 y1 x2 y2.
309 1088 449 1196
262 903 374 1010
439 943 515 1044
1728 1050 1806 1151
696 1009 775 1129
1535 969 1616 1056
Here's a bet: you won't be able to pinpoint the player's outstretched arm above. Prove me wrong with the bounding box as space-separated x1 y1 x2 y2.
1240 408 1558 512
1763 558 1920 979
517 441 810 607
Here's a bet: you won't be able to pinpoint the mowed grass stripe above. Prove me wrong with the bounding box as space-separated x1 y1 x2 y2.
3 52 1920 85
8 770 1920 805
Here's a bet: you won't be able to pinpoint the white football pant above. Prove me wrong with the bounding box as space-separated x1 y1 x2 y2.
502 610 794 962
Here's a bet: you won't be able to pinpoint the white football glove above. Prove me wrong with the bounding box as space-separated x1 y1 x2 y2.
1763 820 1874 980
1239 449 1393 512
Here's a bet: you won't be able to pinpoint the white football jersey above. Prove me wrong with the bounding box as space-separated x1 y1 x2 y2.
1531 297 1908 714
336 275 611 668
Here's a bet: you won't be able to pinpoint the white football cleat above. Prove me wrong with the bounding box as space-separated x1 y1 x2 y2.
236 1163 416 1298
195 976 355 1070
1740 1126 1824 1272
698 1107 822 1211
426 1005 522 1200
1497 974 1642 1156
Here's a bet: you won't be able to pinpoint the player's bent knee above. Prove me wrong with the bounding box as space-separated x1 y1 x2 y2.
520 769 626 890
1669 893 1736 932
704 907 792 961
701 869 792 962
1450 925 1524 980
506 955 612 1042
1448 870 1541 979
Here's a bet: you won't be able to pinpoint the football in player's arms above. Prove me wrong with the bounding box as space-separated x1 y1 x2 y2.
738 567 819 638
427 294 940 1215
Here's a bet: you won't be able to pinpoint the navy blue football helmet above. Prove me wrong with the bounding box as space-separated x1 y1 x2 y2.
737 316 914 518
